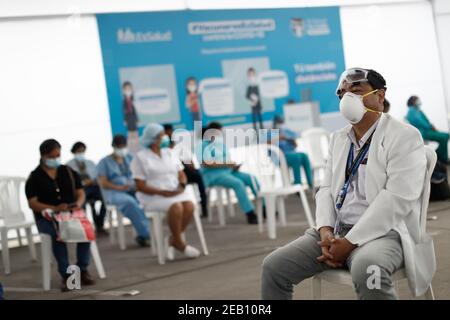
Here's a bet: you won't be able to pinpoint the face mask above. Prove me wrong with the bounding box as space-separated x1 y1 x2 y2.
159 135 171 149
114 148 128 158
339 90 380 124
415 100 422 109
74 153 85 161
44 157 61 169
187 85 197 93
124 90 132 98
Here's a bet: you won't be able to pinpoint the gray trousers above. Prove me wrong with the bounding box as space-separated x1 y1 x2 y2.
261 228 404 300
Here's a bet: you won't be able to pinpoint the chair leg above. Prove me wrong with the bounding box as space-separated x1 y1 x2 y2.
227 189 235 217
255 198 264 233
193 207 209 255
298 188 315 228
117 212 126 250
265 195 277 239
25 227 37 261
1 228 11 274
217 188 226 227
16 228 23 247
40 234 52 291
151 213 165 265
207 188 214 223
90 241 106 279
424 285 435 300
108 207 116 245
312 276 322 300
277 197 287 227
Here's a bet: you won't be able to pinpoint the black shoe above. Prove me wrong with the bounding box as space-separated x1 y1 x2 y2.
135 236 151 247
80 271 96 286
96 228 109 237
60 280 70 292
246 212 258 224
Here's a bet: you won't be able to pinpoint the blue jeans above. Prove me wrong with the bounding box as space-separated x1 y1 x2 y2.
36 218 91 280
0 282 3 300
104 190 150 239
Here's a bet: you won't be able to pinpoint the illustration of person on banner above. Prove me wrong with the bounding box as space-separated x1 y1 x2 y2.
246 67 264 130
185 76 202 124
122 81 140 154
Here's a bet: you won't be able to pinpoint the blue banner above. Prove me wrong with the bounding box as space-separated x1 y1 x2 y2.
97 7 345 136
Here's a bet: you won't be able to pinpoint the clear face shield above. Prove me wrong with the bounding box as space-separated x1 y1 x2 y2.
335 68 371 97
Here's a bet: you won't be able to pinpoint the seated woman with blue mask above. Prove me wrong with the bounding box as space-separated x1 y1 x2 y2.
97 135 150 247
131 123 201 260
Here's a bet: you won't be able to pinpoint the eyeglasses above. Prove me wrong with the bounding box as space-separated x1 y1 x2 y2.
336 68 370 96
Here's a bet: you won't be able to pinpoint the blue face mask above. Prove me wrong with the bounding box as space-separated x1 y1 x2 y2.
74 153 85 162
44 157 61 168
160 135 171 149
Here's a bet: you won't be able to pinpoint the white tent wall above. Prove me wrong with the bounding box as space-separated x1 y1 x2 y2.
0 0 448 177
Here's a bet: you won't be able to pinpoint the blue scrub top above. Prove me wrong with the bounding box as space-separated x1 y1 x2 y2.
197 140 232 185
406 107 432 133
270 127 298 153
97 154 134 187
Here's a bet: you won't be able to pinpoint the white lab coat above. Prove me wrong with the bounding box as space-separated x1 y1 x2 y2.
315 113 436 296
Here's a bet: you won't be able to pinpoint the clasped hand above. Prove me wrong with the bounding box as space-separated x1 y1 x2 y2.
317 228 356 268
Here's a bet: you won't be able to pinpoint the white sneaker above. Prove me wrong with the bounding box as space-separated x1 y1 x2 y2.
166 246 175 261
183 245 201 259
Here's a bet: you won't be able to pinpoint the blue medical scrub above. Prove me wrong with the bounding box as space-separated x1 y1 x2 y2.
97 154 149 239
271 128 313 187
198 140 259 214
406 107 449 162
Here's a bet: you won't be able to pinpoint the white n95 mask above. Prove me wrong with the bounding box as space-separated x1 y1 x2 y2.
339 90 380 124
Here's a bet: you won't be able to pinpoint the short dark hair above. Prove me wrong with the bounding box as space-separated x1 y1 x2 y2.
71 141 86 153
122 81 132 88
39 139 61 156
207 122 223 130
407 95 419 107
112 134 127 147
383 99 390 113
163 124 174 132
366 69 387 91
247 67 256 74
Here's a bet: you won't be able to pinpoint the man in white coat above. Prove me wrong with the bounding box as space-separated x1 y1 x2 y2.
261 68 436 300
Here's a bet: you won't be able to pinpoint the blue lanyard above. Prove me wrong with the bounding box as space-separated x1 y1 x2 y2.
335 132 374 210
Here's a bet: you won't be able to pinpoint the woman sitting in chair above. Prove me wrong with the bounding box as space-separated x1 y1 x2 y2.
130 123 200 260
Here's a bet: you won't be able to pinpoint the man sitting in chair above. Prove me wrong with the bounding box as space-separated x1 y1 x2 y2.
261 68 436 300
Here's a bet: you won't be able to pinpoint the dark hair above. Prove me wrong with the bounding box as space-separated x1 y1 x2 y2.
39 139 61 156
407 95 419 107
185 77 197 94
163 124 174 132
383 99 390 113
122 81 132 88
71 141 86 154
112 134 127 147
367 69 387 91
247 67 256 74
207 122 223 130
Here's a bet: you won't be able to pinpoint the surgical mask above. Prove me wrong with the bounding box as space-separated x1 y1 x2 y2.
124 90 132 98
415 100 422 109
114 148 128 158
249 76 257 85
339 90 381 124
74 153 85 162
44 157 61 168
187 85 197 93
160 135 171 149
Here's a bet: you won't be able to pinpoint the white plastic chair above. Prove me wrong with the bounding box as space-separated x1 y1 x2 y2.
145 195 209 265
230 144 315 239
40 232 106 291
299 127 330 189
312 146 437 300
0 177 37 274
206 187 236 226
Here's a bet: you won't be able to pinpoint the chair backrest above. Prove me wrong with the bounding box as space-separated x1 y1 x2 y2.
229 143 290 191
420 146 437 235
300 127 330 169
0 176 28 226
